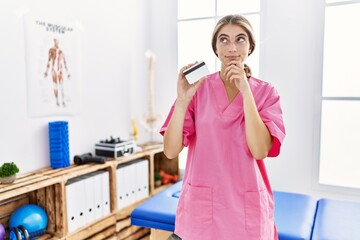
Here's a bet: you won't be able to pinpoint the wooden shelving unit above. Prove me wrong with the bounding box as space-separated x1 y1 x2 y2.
0 146 178 240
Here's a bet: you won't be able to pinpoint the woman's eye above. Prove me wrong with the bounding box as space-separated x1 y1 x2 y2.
219 37 228 44
237 37 245 43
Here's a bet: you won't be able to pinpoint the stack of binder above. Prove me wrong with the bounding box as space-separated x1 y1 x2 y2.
65 170 110 233
116 159 149 210
48 121 70 169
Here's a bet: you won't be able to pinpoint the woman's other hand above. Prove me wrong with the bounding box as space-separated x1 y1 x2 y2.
223 60 250 94
177 62 205 104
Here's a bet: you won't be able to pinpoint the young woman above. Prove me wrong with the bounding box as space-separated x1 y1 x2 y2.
161 14 286 240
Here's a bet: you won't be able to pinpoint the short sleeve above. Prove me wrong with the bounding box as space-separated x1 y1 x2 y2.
259 87 286 157
159 99 196 147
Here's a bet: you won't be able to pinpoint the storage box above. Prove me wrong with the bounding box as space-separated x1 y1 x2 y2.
95 140 136 158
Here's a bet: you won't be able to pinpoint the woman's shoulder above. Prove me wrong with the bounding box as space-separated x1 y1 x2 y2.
204 71 220 81
195 71 219 90
250 76 279 97
250 76 277 90
249 76 272 87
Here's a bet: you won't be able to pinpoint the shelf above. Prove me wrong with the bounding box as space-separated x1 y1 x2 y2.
0 145 178 240
153 183 173 195
66 214 116 240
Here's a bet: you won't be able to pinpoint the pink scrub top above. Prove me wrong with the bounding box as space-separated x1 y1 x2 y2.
160 72 285 240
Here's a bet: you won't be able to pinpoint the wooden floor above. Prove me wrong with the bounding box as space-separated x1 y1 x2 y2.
150 229 172 240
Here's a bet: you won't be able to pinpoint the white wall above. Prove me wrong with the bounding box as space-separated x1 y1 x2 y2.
0 0 150 173
131 0 178 144
260 0 327 197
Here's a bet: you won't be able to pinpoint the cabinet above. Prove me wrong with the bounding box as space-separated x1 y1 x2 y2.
0 146 178 240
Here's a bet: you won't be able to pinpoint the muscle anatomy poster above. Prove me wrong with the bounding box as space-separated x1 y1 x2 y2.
24 13 82 117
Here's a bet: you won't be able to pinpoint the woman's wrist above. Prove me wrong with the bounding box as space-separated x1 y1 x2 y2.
175 98 190 110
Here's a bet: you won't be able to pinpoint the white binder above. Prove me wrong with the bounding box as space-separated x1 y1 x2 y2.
75 176 87 229
133 161 142 202
119 163 130 208
65 179 78 233
140 160 149 200
127 163 136 206
92 172 103 220
83 174 96 224
134 160 149 202
122 164 130 208
65 177 86 232
101 171 111 216
118 162 134 208
116 165 126 210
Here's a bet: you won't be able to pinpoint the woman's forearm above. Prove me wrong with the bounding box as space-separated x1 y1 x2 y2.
243 90 272 160
163 99 189 159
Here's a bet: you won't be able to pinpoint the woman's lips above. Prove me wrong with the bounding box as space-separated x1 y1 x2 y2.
226 56 240 60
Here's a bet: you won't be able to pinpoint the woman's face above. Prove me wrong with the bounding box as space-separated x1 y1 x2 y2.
215 24 251 67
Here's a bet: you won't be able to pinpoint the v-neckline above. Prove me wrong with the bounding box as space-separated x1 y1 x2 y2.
224 84 239 103
219 72 239 103
210 72 243 117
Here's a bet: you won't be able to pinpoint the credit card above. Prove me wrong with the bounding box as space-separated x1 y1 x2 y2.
183 61 210 84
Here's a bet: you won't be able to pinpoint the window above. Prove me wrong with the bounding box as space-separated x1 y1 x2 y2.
319 0 360 189
177 0 260 74
177 0 261 171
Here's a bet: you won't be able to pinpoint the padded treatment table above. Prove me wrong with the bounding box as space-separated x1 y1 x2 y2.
131 182 320 240
131 181 182 232
311 198 360 240
273 191 318 240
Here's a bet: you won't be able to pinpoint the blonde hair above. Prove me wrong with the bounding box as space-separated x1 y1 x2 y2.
211 14 255 77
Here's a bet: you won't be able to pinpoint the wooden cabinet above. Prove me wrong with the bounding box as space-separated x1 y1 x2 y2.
0 146 178 240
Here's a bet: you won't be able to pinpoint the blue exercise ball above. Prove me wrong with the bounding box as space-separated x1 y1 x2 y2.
9 204 48 235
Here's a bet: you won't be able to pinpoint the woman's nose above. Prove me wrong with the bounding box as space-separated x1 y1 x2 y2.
228 42 237 52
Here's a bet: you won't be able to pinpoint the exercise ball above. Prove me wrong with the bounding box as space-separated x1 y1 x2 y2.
0 223 5 240
9 204 48 236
